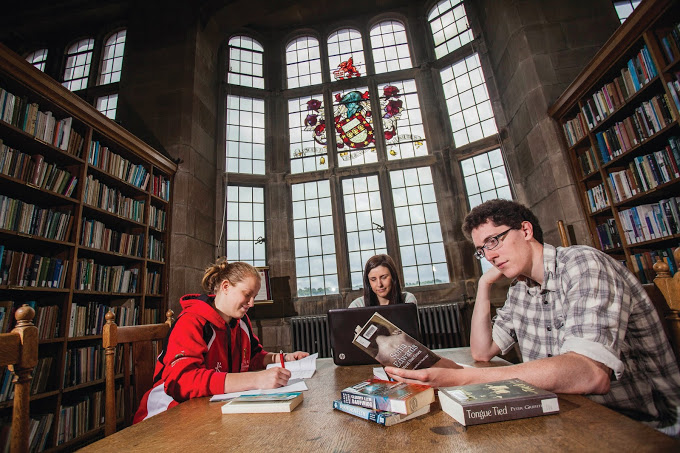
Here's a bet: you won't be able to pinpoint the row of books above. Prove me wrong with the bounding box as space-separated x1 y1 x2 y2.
585 182 609 213
667 71 680 113
0 145 78 198
580 44 657 130
577 145 599 177
63 345 104 388
0 247 70 288
0 301 60 339
30 356 54 395
151 174 171 201
562 111 588 147
83 174 145 223
88 140 149 190
146 270 162 295
631 247 679 284
0 412 54 452
0 86 84 157
79 218 145 258
0 194 74 242
68 298 139 337
148 235 165 262
596 218 622 251
75 259 139 293
149 204 167 231
57 390 105 446
658 20 680 65
606 139 680 202
594 94 675 164
617 197 680 244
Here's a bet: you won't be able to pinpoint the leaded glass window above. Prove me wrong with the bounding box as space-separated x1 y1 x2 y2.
461 148 512 209
226 186 266 266
428 0 473 59
332 86 377 166
378 80 427 160
286 36 322 88
390 167 448 287
63 38 94 91
370 20 412 74
26 49 48 72
96 94 118 120
292 181 339 297
342 175 387 290
99 30 126 85
228 36 264 89
327 28 366 81
440 53 497 146
226 95 266 175
613 0 641 23
289 94 328 174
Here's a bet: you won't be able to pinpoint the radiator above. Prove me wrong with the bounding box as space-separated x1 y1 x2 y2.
290 315 332 358
418 302 467 350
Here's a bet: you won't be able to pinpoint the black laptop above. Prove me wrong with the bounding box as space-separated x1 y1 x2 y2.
327 303 420 366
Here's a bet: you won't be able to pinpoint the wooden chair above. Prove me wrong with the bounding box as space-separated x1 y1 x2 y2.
0 305 38 453
557 220 680 363
102 309 173 436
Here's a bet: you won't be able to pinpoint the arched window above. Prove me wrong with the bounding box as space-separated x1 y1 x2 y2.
428 0 472 59
286 36 322 88
26 49 48 72
63 38 94 91
327 28 366 81
440 53 497 146
99 30 126 85
370 20 412 74
228 36 264 89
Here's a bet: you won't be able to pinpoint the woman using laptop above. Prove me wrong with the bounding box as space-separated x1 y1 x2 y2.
349 254 417 307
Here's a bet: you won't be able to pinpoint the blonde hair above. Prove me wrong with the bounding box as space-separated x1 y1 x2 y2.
201 258 261 294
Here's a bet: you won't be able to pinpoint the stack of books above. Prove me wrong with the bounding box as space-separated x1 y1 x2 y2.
332 378 434 426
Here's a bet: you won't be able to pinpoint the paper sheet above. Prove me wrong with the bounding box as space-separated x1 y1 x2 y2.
266 353 318 379
209 379 308 402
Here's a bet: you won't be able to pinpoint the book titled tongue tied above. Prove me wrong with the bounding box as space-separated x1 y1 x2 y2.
352 312 440 370
221 392 303 414
340 379 435 415
439 378 560 426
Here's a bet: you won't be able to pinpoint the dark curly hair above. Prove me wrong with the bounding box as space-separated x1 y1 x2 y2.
462 199 544 245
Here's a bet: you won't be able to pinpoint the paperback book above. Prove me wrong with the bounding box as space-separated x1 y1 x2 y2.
352 312 440 370
340 378 434 415
332 399 431 426
221 391 303 414
439 378 559 426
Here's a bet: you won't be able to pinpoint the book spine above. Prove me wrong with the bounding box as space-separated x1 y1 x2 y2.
332 400 388 425
461 395 559 426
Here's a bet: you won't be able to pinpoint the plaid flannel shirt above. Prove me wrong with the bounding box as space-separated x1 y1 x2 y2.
492 244 680 434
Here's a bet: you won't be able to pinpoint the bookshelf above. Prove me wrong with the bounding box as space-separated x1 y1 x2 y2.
0 43 177 450
548 0 680 284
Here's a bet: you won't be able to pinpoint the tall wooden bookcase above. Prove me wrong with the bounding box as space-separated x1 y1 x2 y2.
0 43 176 450
548 0 680 283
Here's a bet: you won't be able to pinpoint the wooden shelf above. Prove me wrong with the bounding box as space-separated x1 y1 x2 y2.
0 43 176 451
549 0 680 283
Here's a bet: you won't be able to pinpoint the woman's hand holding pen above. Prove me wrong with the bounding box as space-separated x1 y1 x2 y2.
256 367 291 389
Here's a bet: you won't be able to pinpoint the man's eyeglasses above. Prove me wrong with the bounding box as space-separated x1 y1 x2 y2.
474 228 515 260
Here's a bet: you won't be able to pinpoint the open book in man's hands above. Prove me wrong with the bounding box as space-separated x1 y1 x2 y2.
352 312 440 370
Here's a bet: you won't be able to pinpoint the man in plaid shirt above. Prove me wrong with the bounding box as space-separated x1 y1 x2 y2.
386 199 680 436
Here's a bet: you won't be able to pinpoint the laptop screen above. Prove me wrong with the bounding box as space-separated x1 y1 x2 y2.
327 304 420 366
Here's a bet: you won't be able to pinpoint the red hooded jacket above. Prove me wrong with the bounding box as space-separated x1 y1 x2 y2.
133 294 268 423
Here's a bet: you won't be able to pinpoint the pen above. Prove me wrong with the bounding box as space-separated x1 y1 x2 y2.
280 350 285 368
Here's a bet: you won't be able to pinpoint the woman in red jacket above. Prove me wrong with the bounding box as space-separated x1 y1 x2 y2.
134 259 308 422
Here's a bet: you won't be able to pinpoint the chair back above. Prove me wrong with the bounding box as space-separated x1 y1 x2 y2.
0 305 38 453
102 309 173 436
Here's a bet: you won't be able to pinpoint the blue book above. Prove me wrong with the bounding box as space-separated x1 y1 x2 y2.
628 59 641 91
595 132 610 163
332 399 431 426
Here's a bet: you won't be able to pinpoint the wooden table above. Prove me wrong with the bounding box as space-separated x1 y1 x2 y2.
79 348 680 452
